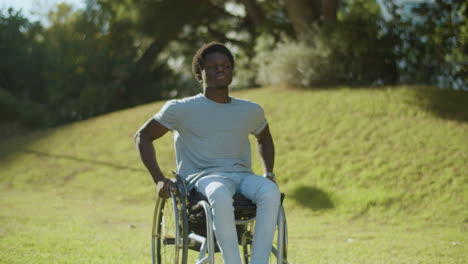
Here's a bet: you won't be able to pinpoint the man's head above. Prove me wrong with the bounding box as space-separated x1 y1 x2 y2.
192 42 234 89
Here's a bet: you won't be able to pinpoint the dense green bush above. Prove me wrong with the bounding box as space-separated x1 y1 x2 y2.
0 88 50 127
0 88 19 120
383 0 467 90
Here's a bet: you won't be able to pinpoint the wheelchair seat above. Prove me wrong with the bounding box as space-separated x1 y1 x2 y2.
187 190 257 222
185 191 258 252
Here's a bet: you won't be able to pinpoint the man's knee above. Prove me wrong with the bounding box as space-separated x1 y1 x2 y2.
258 181 281 206
206 185 234 208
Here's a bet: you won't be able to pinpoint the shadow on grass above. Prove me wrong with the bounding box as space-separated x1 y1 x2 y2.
410 86 468 123
290 185 334 211
20 149 146 172
0 129 51 163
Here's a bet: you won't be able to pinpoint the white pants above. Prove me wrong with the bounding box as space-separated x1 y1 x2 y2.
195 172 281 264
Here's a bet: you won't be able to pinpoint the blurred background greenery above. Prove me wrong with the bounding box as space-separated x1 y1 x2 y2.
1 0 466 130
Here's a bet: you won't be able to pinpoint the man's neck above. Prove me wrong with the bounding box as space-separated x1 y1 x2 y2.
204 86 231 103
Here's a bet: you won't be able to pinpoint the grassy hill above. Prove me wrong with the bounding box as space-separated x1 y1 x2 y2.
0 85 466 263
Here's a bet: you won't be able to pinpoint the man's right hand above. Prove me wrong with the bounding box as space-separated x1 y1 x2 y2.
156 178 175 199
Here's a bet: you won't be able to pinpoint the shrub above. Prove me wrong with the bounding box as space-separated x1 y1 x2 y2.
0 88 19 120
0 88 50 127
255 34 334 88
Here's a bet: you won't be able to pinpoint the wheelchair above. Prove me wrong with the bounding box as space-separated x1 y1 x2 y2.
151 174 288 264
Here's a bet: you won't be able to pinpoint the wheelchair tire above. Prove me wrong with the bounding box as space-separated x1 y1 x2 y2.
152 191 188 264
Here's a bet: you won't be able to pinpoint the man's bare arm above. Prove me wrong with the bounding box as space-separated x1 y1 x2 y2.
134 118 173 198
255 124 275 176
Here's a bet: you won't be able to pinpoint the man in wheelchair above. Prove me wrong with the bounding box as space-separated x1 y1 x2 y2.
135 42 281 264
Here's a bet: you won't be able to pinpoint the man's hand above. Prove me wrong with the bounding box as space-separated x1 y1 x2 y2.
156 178 176 199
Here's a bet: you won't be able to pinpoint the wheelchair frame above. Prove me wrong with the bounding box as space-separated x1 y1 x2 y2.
151 175 288 264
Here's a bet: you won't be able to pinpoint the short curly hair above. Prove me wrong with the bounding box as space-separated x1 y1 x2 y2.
192 42 235 82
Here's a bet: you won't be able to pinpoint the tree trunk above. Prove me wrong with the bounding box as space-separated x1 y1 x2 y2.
123 0 206 102
283 0 319 39
239 0 266 29
321 0 338 25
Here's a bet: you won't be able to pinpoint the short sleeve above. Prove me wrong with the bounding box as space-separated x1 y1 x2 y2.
154 100 178 131
250 105 268 135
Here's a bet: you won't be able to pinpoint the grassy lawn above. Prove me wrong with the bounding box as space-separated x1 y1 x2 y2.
1 85 467 263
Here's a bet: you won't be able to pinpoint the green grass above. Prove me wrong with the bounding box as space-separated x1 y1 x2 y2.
1 85 467 263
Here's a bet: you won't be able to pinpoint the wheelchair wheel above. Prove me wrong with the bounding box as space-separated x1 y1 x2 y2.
152 191 188 264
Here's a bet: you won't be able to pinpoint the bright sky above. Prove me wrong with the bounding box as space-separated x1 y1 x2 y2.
0 0 85 23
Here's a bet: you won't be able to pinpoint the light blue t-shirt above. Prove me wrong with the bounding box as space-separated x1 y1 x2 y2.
154 93 268 191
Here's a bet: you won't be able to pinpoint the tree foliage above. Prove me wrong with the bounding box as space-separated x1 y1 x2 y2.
255 0 398 87
384 0 467 89
0 8 49 126
0 0 465 128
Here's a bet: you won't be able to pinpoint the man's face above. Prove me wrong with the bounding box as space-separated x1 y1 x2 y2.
201 52 233 89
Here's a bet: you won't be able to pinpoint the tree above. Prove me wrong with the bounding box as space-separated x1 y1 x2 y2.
254 0 398 87
0 8 46 102
9 0 456 127
384 0 467 89
283 0 338 39
0 8 49 125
